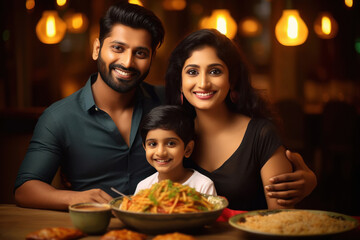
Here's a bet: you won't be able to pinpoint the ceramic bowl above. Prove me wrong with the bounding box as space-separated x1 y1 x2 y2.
109 195 228 234
69 202 112 235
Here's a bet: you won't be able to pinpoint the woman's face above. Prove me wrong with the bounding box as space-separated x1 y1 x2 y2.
181 46 230 111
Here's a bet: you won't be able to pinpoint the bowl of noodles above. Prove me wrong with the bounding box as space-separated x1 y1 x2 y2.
109 180 228 233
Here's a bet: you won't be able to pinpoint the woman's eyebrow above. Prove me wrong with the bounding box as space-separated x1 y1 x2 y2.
183 64 199 70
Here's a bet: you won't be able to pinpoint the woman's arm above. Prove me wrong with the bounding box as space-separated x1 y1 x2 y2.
265 150 317 206
260 146 294 209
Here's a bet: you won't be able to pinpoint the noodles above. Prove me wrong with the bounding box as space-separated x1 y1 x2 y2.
120 180 214 213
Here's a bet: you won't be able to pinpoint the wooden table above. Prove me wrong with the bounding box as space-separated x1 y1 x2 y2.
1 204 359 240
0 204 244 239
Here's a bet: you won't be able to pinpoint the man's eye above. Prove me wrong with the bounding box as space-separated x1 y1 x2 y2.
112 45 124 52
186 69 198 76
209 68 222 75
136 51 148 59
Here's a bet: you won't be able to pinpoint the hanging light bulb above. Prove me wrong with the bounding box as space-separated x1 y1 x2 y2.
238 17 262 37
56 0 67 7
162 0 187 11
25 0 35 10
36 11 67 44
200 9 237 39
128 0 143 6
64 12 89 33
275 9 308 46
314 12 338 39
344 0 353 8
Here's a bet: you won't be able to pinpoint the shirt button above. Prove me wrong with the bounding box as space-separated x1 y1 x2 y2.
95 107 99 111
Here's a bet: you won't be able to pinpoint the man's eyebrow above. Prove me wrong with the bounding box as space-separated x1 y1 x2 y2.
110 40 128 46
136 46 150 54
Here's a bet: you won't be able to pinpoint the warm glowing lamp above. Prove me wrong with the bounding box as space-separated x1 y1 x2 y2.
344 0 353 8
26 0 35 10
36 11 67 44
314 12 338 39
275 9 308 46
200 9 237 39
128 0 143 6
65 12 89 33
57 0 67 7
239 17 262 37
163 0 187 11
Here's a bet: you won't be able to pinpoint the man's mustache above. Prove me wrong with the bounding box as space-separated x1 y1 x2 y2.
109 63 140 75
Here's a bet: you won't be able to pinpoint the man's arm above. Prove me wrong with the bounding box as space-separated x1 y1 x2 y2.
265 150 317 206
15 180 113 210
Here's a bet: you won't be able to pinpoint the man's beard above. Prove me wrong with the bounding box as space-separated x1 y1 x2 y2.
97 54 150 93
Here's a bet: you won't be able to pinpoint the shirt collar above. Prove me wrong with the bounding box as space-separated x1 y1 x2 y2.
79 73 154 113
80 73 98 112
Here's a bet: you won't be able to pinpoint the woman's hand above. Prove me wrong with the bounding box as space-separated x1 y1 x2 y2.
265 150 317 206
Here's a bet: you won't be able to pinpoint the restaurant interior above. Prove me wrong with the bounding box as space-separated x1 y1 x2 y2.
0 0 359 216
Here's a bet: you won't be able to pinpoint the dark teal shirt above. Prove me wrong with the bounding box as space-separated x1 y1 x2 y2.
14 74 164 196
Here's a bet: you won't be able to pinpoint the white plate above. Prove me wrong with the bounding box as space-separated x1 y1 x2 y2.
229 209 359 238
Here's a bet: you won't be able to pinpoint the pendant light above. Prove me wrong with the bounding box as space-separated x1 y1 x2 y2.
200 9 237 39
275 1 308 46
314 12 338 39
36 11 67 44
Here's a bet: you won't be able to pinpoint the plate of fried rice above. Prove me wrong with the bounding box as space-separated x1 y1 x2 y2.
229 209 359 237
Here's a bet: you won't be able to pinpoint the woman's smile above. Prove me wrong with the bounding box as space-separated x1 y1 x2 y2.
193 91 217 99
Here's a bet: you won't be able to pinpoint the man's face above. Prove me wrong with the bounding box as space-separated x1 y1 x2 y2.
93 24 153 93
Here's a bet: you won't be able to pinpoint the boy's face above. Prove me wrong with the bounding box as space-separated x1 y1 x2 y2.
143 129 193 176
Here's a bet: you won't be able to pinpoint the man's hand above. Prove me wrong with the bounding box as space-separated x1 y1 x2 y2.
68 189 113 206
265 150 317 206
15 180 113 210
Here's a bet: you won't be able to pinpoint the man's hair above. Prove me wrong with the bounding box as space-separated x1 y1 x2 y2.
140 105 195 146
99 2 165 53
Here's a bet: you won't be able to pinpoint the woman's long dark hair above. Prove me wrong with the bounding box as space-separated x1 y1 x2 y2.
165 29 273 120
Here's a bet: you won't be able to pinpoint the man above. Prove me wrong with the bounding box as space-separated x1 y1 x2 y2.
14 2 316 210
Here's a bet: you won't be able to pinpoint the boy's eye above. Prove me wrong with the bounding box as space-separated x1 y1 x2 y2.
186 69 198 76
147 141 157 147
167 141 177 147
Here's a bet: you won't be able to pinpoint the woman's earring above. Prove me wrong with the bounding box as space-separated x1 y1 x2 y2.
180 92 184 105
230 90 239 103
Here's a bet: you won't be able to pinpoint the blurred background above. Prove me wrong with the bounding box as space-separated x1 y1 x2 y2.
0 0 359 215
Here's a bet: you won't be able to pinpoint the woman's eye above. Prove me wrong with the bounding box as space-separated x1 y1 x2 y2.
186 69 198 76
209 68 222 75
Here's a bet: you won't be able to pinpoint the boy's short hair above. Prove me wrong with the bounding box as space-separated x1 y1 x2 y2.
140 105 195 146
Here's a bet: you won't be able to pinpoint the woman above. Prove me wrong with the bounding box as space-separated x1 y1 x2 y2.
165 29 316 210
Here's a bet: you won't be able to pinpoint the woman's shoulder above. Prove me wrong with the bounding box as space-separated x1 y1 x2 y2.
248 117 276 130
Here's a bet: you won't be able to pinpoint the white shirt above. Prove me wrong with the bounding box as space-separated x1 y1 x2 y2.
134 169 217 196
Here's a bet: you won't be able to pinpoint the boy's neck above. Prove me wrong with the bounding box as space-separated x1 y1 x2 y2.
158 168 193 184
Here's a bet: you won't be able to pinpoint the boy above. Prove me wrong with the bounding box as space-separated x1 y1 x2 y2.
135 105 216 195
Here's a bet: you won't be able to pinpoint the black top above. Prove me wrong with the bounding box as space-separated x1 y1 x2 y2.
185 118 282 210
